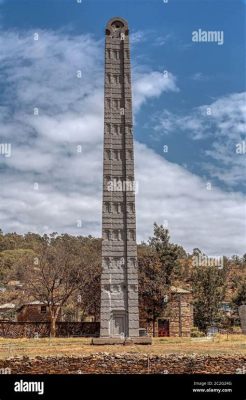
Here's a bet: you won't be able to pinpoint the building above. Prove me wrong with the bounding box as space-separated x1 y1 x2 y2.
0 303 16 321
168 286 193 337
99 17 139 339
16 301 61 322
141 286 194 337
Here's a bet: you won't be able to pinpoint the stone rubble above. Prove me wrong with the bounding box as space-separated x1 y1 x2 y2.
0 353 245 374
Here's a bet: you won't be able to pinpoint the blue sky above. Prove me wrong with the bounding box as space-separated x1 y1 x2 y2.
0 0 245 255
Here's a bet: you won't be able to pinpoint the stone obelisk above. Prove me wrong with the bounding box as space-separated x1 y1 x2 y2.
99 17 139 339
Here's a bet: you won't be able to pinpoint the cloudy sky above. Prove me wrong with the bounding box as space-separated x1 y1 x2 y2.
0 0 245 256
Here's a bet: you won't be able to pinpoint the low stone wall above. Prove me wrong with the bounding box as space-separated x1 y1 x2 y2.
0 321 100 338
0 353 245 374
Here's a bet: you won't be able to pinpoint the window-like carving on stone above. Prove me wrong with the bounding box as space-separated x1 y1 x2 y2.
111 284 121 293
125 74 130 84
125 50 129 59
112 75 120 84
129 230 135 241
112 50 119 60
106 49 111 59
112 150 119 161
129 284 138 293
112 230 119 241
111 203 117 213
129 258 137 268
113 99 119 110
105 123 110 134
106 99 111 110
106 74 110 84
115 177 122 187
113 257 124 269
105 175 111 185
103 284 110 292
105 149 111 160
104 230 110 241
126 99 131 109
112 124 118 135
104 202 111 213
120 257 125 267
127 202 134 213
125 125 132 135
127 150 133 160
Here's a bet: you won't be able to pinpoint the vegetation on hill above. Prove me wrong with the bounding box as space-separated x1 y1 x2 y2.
0 227 245 335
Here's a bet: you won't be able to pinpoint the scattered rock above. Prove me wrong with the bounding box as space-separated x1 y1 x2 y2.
0 353 245 374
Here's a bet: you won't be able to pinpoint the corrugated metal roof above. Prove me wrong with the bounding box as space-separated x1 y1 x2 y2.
0 303 16 309
171 286 191 294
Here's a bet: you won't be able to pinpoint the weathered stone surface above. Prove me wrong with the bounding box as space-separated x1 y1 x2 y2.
124 337 152 345
92 338 125 345
100 17 139 339
91 337 152 345
1 353 245 374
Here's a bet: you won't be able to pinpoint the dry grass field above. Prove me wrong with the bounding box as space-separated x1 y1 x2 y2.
0 335 245 360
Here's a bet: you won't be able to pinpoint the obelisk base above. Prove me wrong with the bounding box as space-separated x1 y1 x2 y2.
91 337 152 345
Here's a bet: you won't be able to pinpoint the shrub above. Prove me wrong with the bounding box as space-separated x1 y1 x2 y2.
191 327 206 337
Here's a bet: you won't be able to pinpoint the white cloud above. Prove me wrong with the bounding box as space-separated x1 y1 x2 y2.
191 72 210 81
0 29 245 256
154 92 246 189
133 71 179 111
153 34 173 47
135 142 246 256
131 30 146 44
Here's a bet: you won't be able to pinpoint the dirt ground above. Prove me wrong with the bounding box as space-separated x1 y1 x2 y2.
0 335 245 360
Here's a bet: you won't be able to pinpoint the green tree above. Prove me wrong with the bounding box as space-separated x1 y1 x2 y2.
192 263 227 332
232 279 246 307
138 223 182 335
148 223 182 284
21 234 101 336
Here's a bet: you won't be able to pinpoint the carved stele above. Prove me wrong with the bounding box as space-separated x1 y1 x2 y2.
100 17 139 338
